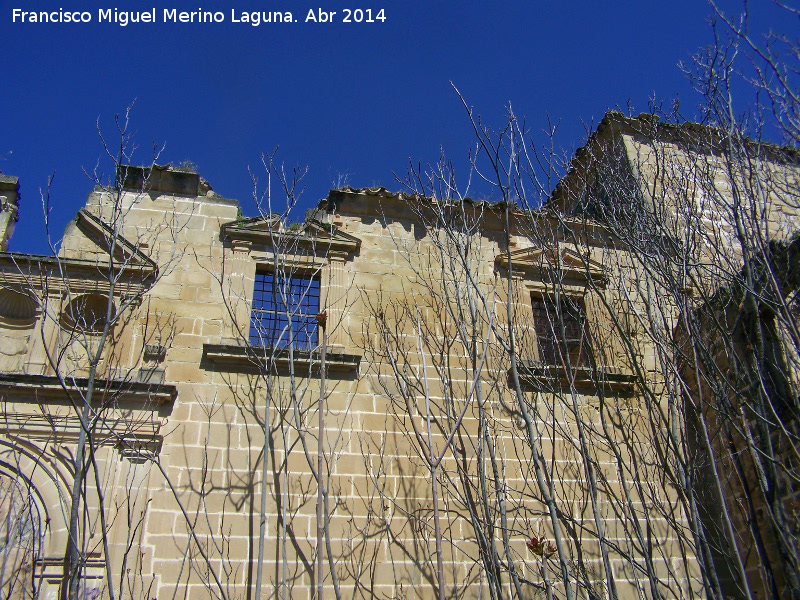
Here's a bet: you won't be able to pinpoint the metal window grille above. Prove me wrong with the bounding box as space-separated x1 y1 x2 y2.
249 272 320 349
531 294 590 368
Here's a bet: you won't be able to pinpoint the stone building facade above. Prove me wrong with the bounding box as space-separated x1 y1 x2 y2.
0 112 797 600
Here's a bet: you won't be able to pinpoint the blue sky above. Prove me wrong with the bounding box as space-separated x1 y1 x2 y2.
0 0 788 254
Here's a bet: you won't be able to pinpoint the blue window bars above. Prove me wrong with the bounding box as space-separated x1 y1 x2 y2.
249 271 320 350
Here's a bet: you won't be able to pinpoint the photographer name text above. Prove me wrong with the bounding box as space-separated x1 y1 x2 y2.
11 7 386 26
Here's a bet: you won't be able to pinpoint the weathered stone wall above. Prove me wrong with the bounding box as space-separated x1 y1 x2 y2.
0 169 700 600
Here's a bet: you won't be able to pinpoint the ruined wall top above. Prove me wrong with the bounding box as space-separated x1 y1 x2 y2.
117 164 220 198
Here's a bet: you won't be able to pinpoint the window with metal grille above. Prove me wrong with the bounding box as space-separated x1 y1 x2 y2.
249 272 320 349
531 293 590 368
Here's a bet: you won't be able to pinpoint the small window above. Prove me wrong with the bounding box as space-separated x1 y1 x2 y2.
531 293 590 368
249 272 320 349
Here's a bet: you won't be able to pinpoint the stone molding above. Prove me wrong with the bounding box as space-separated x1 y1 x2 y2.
516 361 637 394
220 217 362 260
74 208 158 274
0 374 175 462
495 246 608 288
202 343 360 375
0 372 177 404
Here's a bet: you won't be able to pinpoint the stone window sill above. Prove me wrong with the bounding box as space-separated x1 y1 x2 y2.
202 343 361 375
515 362 637 394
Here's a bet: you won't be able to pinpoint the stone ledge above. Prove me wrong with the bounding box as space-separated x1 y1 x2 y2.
202 343 361 376
0 372 177 404
516 362 637 394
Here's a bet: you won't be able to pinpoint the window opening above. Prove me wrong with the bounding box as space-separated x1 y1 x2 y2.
532 293 590 368
249 271 320 349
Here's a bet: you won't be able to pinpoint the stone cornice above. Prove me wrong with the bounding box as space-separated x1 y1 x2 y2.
0 203 160 291
495 246 607 288
0 251 156 295
0 373 177 405
75 209 159 273
221 218 361 261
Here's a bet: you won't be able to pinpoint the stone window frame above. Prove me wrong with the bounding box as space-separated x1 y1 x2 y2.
496 244 636 393
205 217 363 374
